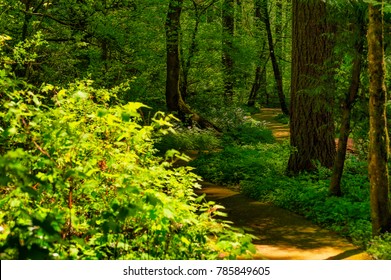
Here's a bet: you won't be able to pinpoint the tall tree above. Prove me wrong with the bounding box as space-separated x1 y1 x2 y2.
330 5 366 196
261 0 289 115
180 0 218 101
287 0 336 173
166 0 185 112
248 0 269 107
367 0 391 236
222 0 235 103
165 0 220 131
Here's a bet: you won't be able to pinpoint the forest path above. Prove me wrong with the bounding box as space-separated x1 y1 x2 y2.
196 183 370 260
194 108 370 260
252 108 289 140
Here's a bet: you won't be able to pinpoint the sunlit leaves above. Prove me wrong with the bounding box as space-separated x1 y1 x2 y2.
0 76 253 260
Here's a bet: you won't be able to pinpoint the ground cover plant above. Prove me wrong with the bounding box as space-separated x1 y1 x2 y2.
190 138 390 259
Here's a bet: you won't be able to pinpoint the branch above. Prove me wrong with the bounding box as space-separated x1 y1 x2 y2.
20 10 79 28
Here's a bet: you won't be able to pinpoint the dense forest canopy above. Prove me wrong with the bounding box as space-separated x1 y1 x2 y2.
1 0 391 260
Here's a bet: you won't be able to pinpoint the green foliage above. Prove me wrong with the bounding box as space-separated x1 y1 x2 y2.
0 73 254 259
240 154 372 247
273 113 289 124
155 126 221 153
224 121 275 145
190 143 287 185
368 233 391 260
192 138 376 250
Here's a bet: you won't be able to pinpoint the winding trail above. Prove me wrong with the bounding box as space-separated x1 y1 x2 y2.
196 108 370 260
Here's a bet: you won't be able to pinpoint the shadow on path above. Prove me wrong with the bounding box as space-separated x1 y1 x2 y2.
196 182 371 260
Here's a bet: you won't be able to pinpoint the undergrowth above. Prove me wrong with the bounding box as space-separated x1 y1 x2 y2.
190 142 390 259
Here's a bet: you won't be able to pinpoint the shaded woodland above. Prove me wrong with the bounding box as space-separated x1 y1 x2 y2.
0 0 391 260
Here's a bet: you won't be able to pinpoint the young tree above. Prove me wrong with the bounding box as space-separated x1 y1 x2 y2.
330 5 366 196
287 0 336 173
180 0 218 101
261 0 289 115
367 0 391 236
248 0 269 107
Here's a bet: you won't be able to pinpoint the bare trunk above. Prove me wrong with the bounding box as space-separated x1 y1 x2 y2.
367 1 391 236
287 0 336 174
261 0 289 115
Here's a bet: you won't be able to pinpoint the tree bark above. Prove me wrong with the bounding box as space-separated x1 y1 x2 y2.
367 1 391 236
165 0 221 131
287 0 336 174
222 0 235 103
165 0 183 112
329 8 365 197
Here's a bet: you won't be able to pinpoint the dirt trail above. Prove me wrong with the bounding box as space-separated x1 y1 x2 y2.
195 108 371 260
253 108 290 140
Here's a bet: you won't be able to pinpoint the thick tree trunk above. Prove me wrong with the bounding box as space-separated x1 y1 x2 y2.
367 1 391 236
287 0 336 174
261 0 289 115
222 0 235 103
330 11 365 197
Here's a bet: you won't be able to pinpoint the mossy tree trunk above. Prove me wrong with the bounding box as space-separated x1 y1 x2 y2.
287 0 336 174
329 7 366 197
367 0 391 236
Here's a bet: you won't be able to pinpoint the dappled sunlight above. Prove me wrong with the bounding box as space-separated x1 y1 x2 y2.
198 183 370 260
252 108 290 140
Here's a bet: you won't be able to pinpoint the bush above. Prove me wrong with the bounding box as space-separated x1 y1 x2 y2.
154 126 221 153
224 122 275 145
0 77 254 259
190 143 289 185
273 113 289 124
368 233 391 260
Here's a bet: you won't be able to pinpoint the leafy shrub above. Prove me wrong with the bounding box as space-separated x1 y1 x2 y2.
0 76 254 259
368 233 391 260
224 122 275 145
154 126 221 153
273 113 289 124
190 143 288 185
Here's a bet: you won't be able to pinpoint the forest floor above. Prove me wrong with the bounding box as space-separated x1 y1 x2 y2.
194 108 370 260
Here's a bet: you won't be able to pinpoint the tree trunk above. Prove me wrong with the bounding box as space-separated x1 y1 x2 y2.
248 57 268 107
329 9 365 196
367 1 391 236
248 0 268 107
165 0 221 132
222 0 235 103
261 0 289 115
287 0 336 174
275 0 283 66
165 0 183 112
180 14 200 101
